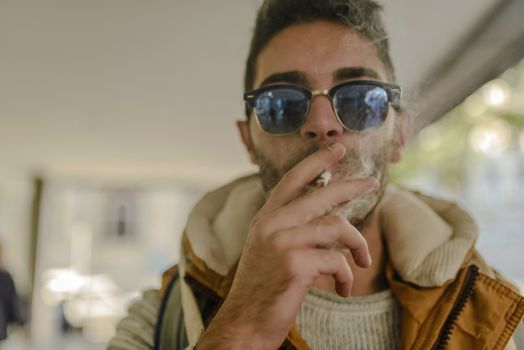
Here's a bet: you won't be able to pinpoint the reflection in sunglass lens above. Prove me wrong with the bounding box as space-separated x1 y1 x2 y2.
255 88 308 134
334 85 389 131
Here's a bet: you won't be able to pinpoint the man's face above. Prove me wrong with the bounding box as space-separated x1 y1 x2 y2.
240 21 404 227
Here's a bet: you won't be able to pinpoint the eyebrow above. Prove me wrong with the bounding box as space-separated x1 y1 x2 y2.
259 71 308 88
257 66 383 89
334 67 381 81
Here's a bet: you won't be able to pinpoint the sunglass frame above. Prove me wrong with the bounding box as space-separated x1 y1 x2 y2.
243 80 401 135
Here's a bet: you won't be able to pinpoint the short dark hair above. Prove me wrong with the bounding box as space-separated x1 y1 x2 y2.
244 0 395 99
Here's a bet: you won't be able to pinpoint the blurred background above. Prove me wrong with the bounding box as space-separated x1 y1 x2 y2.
0 0 523 349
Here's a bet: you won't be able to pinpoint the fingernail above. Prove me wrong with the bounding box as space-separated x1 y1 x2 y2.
328 143 344 153
364 185 378 194
365 179 380 193
367 254 373 267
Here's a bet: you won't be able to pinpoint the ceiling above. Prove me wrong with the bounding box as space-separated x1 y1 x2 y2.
0 0 520 189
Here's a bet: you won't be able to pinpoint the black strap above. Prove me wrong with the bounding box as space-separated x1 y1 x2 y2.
152 270 297 350
153 270 179 350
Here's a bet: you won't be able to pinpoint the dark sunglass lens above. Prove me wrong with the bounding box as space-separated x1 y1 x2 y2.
255 88 308 134
334 85 389 131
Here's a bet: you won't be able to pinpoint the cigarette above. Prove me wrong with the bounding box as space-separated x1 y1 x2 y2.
316 170 332 187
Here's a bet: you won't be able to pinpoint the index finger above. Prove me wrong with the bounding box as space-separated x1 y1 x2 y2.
262 142 346 214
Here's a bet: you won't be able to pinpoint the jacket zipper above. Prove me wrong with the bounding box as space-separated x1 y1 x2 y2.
431 264 480 350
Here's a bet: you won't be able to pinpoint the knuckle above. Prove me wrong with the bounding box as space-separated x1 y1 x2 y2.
342 221 366 245
320 249 337 264
319 196 335 215
320 215 344 239
329 250 348 268
352 230 368 247
250 212 265 229
284 251 302 276
252 215 273 237
327 214 345 226
334 252 351 275
311 220 324 237
268 231 285 251
336 251 349 265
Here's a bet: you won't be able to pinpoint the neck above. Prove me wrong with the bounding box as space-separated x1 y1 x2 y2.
312 209 388 296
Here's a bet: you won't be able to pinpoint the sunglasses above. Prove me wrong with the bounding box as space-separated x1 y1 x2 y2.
243 80 401 135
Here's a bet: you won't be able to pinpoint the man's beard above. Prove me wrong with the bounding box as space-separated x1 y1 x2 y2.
254 142 392 230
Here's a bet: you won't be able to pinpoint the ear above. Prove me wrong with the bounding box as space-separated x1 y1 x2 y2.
390 110 411 163
237 120 258 165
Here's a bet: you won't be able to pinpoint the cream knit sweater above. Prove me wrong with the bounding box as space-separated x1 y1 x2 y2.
297 287 400 350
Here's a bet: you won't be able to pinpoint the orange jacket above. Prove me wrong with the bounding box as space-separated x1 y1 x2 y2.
156 176 523 349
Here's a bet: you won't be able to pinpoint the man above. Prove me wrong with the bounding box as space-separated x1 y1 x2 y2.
0 242 26 341
108 1 524 349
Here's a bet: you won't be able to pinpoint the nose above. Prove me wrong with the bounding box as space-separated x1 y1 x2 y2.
299 95 344 141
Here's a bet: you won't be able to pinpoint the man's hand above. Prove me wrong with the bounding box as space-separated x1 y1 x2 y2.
197 143 379 350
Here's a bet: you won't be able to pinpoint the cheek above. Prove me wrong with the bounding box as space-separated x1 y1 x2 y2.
382 110 397 139
353 132 386 155
250 123 302 169
362 113 396 148
263 141 291 167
